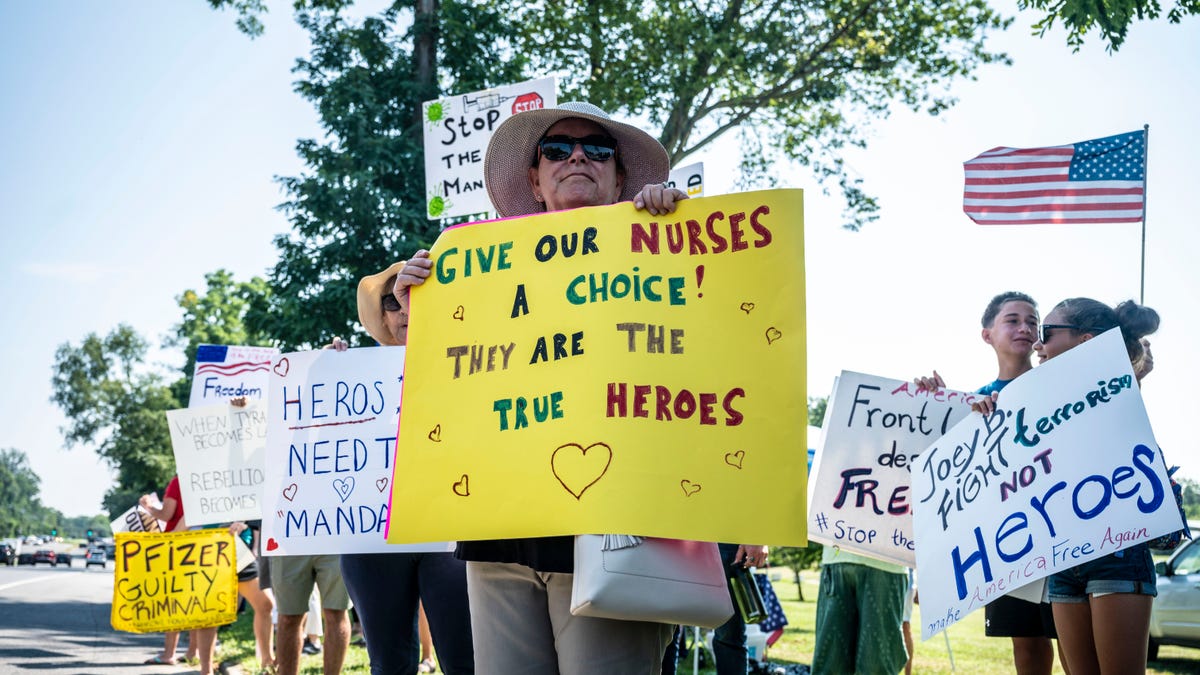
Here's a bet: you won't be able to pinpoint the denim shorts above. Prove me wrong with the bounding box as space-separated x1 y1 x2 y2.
1047 544 1156 603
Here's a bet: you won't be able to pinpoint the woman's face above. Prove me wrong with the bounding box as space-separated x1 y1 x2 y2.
1033 308 1089 363
527 117 623 212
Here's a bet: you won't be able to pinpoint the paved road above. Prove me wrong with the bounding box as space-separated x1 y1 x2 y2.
0 562 211 674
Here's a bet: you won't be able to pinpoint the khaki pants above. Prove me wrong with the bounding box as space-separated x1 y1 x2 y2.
466 561 673 675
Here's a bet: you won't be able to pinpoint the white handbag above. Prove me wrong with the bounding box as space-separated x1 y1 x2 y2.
570 534 735 628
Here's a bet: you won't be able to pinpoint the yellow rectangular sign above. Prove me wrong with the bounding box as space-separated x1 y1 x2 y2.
111 530 239 633
387 189 807 545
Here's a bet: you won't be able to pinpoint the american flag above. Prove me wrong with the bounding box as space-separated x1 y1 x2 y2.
963 129 1146 225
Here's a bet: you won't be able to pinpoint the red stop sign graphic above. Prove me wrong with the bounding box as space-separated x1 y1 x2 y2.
512 92 545 114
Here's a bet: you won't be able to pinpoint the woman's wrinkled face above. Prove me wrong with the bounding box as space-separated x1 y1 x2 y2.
527 118 623 212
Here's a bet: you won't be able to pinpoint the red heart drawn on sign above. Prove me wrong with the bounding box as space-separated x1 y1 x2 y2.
765 327 783 345
282 483 298 501
376 477 388 492
680 480 702 497
452 474 470 497
551 442 612 500
273 357 290 377
724 450 745 469
266 538 279 552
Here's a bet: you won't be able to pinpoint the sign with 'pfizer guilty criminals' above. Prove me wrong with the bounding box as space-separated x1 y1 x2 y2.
914 328 1183 640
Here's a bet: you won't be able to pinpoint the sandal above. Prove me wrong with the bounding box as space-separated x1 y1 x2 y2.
418 658 436 673
143 655 178 665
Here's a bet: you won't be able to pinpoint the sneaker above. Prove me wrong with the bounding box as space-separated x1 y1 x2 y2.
302 639 322 655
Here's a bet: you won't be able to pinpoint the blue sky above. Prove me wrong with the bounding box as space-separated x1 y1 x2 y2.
2 1 1197 517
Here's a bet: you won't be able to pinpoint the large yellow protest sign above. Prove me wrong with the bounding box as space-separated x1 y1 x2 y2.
111 530 238 633
387 189 807 545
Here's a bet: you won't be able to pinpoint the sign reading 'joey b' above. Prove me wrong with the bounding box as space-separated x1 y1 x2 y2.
914 328 1183 640
808 372 978 567
261 347 452 555
387 189 807 546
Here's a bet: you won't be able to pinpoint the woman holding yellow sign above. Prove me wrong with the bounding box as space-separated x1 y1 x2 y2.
390 102 740 674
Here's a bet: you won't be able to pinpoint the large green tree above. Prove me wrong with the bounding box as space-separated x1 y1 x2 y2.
0 449 48 537
1018 0 1199 51
169 269 273 404
210 0 1007 348
50 326 181 515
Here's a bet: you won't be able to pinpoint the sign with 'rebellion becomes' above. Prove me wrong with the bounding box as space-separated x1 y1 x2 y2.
914 329 1183 640
388 189 807 545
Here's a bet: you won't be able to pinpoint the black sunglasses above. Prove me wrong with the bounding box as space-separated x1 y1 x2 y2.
381 294 403 312
538 135 617 162
1040 323 1081 343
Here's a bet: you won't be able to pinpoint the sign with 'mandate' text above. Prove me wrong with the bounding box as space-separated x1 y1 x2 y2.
260 347 452 555
914 329 1182 640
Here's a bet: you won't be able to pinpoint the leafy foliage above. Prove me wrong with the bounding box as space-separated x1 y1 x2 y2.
0 449 49 537
169 269 273 404
50 326 181 515
1018 0 1199 51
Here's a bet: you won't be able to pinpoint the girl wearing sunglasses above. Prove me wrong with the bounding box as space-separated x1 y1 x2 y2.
1033 298 1161 675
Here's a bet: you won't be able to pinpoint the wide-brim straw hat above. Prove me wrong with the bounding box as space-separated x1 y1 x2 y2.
356 261 406 346
484 101 670 218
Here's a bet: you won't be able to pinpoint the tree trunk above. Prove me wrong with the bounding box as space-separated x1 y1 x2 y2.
412 0 439 128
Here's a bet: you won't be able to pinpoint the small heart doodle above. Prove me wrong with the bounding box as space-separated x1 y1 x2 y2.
375 477 389 492
765 327 783 345
680 480 702 497
724 450 745 469
452 305 465 321
453 474 470 497
551 442 613 500
739 302 755 314
266 538 280 552
333 477 355 503
282 483 298 501
428 424 442 442
273 357 290 377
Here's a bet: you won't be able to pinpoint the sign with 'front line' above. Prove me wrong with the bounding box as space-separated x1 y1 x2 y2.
914 329 1183 640
808 372 979 567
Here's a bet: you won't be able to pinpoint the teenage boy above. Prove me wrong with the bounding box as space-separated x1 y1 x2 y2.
918 291 1064 675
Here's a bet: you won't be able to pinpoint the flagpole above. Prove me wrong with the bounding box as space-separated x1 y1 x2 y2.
1140 123 1149 304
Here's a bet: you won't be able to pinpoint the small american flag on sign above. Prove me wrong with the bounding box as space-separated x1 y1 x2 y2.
963 130 1146 225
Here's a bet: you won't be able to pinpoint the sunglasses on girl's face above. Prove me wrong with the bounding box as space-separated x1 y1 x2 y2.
1040 324 1080 344
381 294 403 312
538 135 617 162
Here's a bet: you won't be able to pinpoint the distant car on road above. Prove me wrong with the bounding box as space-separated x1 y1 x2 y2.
31 550 57 566
1150 532 1200 659
0 543 15 566
85 548 106 569
56 551 72 567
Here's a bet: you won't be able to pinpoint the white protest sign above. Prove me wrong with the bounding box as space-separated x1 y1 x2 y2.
261 347 450 555
188 344 279 407
914 329 1182 640
167 402 268 526
808 372 979 566
422 77 556 219
110 498 165 534
666 162 705 198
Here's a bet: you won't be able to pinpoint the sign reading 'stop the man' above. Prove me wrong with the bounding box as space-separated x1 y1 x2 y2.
422 77 556 220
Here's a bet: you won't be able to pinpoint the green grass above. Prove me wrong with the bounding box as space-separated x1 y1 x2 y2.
216 574 1200 674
